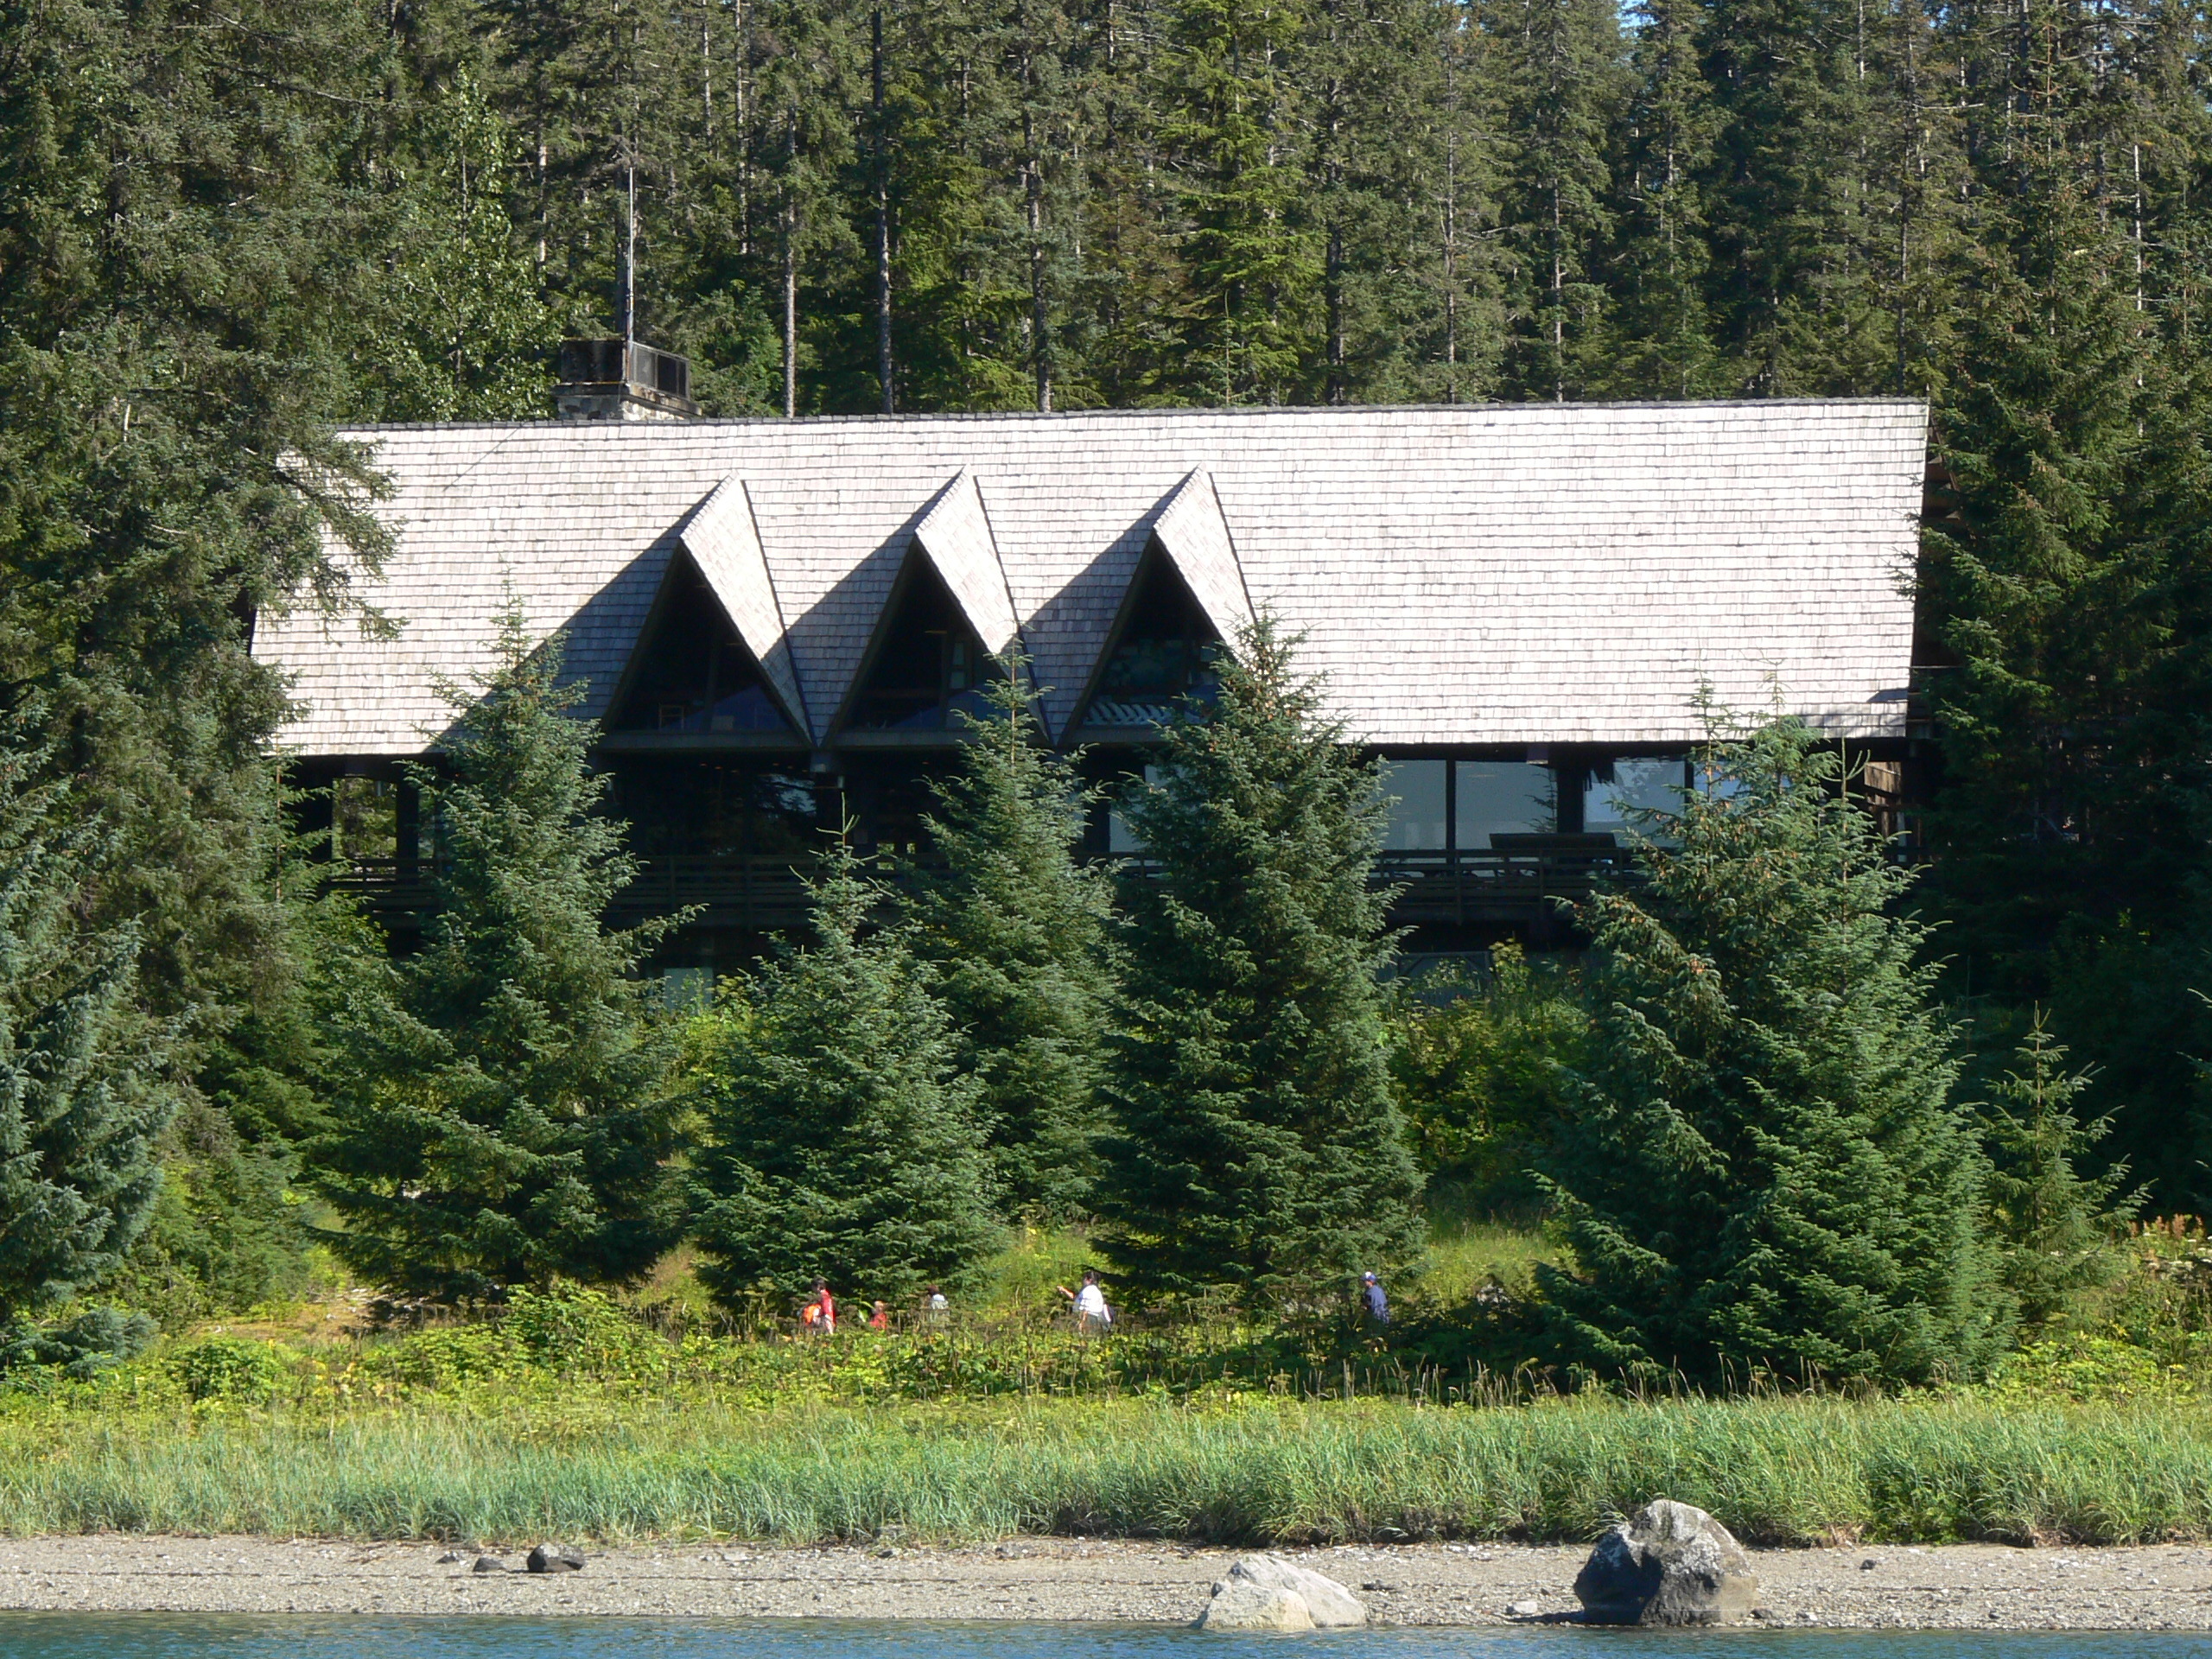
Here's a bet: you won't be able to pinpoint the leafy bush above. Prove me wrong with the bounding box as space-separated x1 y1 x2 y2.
1390 943 1586 1201
505 1284 666 1375
166 1337 293 1402
1984 1333 2204 1402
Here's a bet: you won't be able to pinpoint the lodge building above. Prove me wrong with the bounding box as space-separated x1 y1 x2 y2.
255 353 1929 978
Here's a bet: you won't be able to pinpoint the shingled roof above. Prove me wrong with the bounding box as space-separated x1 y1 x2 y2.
253 399 1926 757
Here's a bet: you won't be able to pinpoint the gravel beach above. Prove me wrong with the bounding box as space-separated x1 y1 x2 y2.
3 1535 2210 1629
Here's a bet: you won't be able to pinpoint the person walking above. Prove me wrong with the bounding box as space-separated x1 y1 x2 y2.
801 1279 836 1336
1058 1269 1112 1332
869 1300 890 1331
1361 1270 1389 1330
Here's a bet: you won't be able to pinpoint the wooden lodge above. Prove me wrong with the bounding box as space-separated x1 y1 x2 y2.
253 372 1929 980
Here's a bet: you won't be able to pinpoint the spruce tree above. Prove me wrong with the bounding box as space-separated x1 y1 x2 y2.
1155 0 1322 402
1485 0 1628 402
906 669 1118 1220
690 841 1000 1307
1600 0 1720 397
1096 619 1425 1310
0 735 175 1339
309 606 682 1297
1303 0 1458 403
1694 0 1888 392
1539 714 2012 1387
1980 1015 2139 1327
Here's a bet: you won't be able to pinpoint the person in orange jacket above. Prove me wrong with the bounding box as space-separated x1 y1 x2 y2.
800 1280 836 1335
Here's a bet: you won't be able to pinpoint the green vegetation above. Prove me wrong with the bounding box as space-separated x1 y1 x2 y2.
1541 716 2012 1386
7 1284 2212 1548
9 0 2212 1446
1983 1019 2142 1329
688 842 1001 1309
0 734 169 1364
1098 621 1426 1307
308 609 683 1295
1391 943 1586 1208
906 669 1118 1221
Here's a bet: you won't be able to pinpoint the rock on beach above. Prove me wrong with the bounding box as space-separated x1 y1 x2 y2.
1573 1499 1760 1626
1195 1554 1368 1630
528 1542 586 1574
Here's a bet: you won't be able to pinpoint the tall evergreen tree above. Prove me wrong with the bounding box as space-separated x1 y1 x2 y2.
1915 0 2212 1206
0 0 410 1317
690 841 1000 1307
1097 619 1425 1309
905 668 1119 1220
1600 0 1719 397
1155 0 1321 401
0 0 393 1018
1427 4 1508 403
1486 0 1629 400
0 735 175 1337
1539 715 2012 1387
309 607 682 1296
1980 1015 2139 1327
1696 0 1888 391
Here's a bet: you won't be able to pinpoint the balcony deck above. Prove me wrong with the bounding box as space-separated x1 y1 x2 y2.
328 842 1633 933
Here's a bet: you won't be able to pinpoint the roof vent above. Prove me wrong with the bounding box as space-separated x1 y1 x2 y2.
554 339 698 422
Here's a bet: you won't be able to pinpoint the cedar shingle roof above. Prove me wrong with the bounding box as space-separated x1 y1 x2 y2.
254 400 1926 755
676 475 809 733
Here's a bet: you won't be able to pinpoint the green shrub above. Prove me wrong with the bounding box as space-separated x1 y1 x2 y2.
166 1338 293 1403
1390 943 1586 1202
505 1284 664 1374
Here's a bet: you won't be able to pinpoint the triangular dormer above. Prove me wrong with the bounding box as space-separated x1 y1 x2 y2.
1071 471 1252 734
604 550 806 741
679 474 811 737
839 552 1005 733
834 472 1033 738
1071 543 1225 731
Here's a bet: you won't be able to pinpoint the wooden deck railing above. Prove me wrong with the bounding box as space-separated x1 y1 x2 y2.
328 843 1632 930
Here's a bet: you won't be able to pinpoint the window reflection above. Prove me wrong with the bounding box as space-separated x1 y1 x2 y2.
1378 760 1448 850
1585 757 1689 836
1457 762 1554 848
1109 766 1164 854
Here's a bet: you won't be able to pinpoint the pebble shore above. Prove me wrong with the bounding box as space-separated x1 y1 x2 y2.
3 1535 2211 1628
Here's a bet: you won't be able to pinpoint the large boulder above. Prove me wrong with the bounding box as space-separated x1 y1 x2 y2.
1196 1554 1368 1630
1229 1556 1369 1626
1573 1499 1759 1627
1196 1579 1315 1631
526 1542 586 1573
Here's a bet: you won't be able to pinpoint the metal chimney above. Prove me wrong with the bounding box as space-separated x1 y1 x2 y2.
553 339 699 421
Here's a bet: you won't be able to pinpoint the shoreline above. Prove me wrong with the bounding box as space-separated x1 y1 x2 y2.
3 1536 2210 1629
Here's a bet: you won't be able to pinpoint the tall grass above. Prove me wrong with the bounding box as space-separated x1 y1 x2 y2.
4 1393 2210 1548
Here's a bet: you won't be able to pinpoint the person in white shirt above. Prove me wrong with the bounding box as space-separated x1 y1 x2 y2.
1058 1269 1112 1332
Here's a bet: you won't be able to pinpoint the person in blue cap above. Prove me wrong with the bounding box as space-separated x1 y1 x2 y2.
1361 1271 1389 1329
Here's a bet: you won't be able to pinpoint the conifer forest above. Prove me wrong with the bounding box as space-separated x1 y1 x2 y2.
10 0 2212 1400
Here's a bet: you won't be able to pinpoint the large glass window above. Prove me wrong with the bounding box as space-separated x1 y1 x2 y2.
1584 756 1689 836
850 563 996 730
1109 766 1164 853
1457 761 1554 849
1080 555 1223 728
1378 760 1448 850
611 557 794 735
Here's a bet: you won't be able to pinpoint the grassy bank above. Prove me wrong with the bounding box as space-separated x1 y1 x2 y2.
5 1390 2212 1548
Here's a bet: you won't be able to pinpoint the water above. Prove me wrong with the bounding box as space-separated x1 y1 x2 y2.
0 1618 2202 1659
